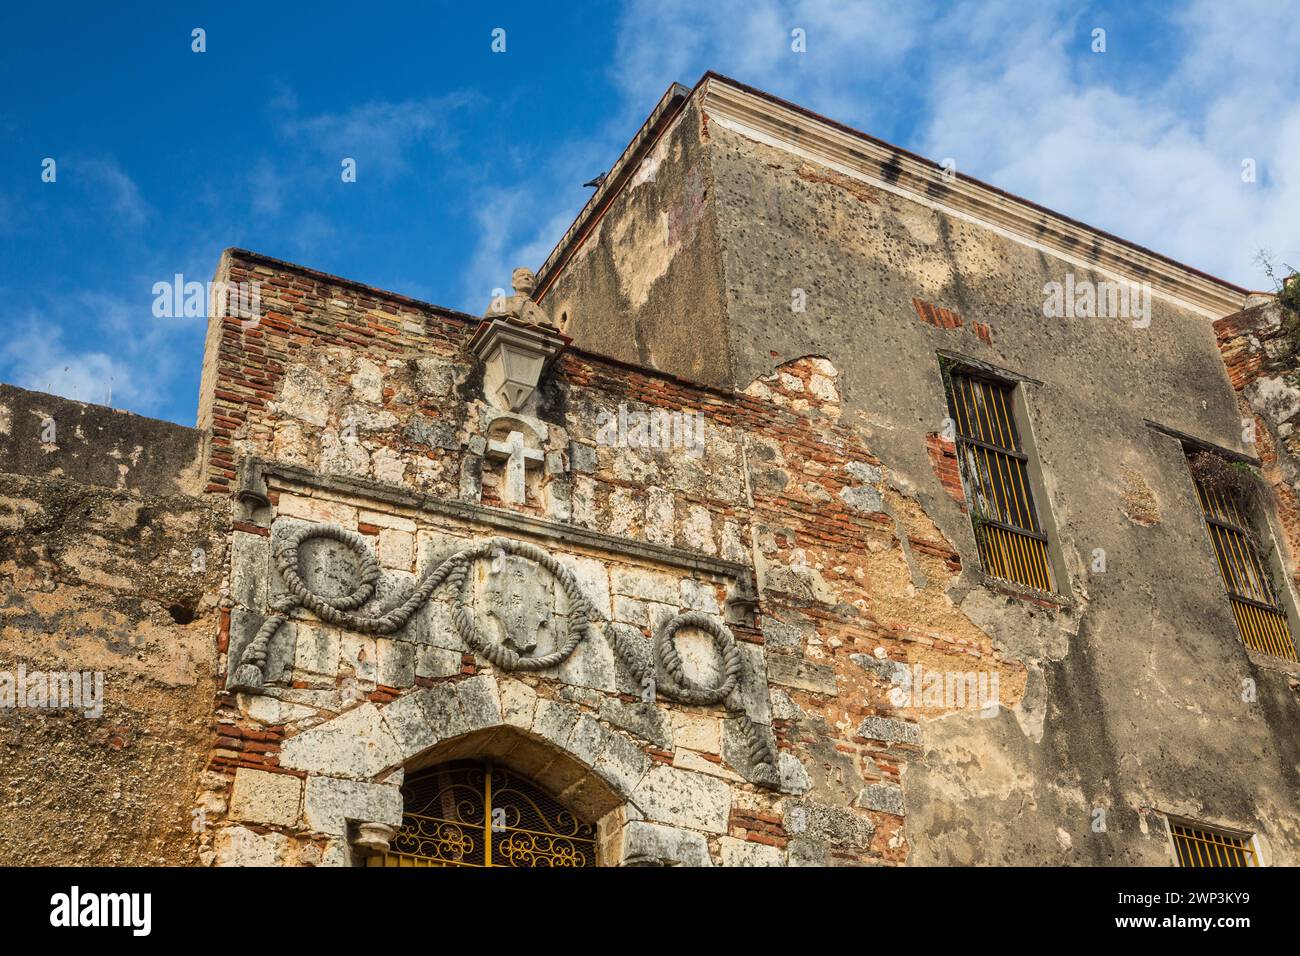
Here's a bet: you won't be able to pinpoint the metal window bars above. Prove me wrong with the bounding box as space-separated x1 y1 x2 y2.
1169 819 1259 867
944 368 1054 593
1191 474 1298 662
365 760 597 868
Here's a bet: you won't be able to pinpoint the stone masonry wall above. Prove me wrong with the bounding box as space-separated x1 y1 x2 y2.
195 250 1031 866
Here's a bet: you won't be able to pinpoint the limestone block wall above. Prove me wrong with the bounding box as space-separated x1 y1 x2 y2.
195 251 1031 866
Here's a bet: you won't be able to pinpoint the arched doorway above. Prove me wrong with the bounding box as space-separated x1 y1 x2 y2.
367 760 598 867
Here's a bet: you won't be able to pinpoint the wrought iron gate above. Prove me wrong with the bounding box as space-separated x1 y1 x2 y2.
366 760 597 867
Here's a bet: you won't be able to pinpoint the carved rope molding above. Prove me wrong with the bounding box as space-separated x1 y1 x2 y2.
230 523 779 787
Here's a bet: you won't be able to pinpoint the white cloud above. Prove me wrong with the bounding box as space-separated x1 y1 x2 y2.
0 321 143 410
0 289 202 418
461 0 926 304
78 158 149 229
460 185 585 313
600 0 1299 288
278 92 479 180
916 0 1300 286
611 0 921 129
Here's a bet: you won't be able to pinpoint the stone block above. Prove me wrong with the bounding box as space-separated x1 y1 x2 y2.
645 489 676 546
856 715 921 745
783 800 875 850
279 703 401 780
230 530 268 610
719 835 785 867
551 628 617 693
610 567 680 605
594 729 652 796
673 748 744 782
455 675 501 731
358 510 417 532
377 528 415 570
620 820 713 867
340 633 377 684
415 645 462 679
567 714 611 767
679 578 721 613
498 677 538 729
857 782 905 815
381 690 438 759
778 752 812 794
376 639 415 688
417 682 470 741
630 764 731 834
531 698 580 751
293 623 339 679
598 698 672 749
227 608 295 688
402 597 463 652
303 775 403 836
276 494 357 527
670 711 722 753
214 825 289 867
228 768 303 828
766 651 838 696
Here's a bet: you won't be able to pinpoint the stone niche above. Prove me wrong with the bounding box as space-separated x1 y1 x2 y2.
213 474 801 867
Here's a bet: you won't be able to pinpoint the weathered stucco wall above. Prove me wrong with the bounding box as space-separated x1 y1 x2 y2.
540 88 1300 864
0 472 225 864
540 99 733 390
0 383 204 496
707 119 1300 864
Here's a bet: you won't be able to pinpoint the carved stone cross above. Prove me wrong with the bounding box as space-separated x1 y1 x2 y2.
486 429 544 504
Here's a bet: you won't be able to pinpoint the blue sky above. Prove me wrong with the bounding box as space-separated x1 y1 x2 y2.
2 1 1297 425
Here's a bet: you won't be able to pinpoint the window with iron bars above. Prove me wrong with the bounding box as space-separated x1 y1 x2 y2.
1168 817 1259 867
942 365 1054 593
1187 451 1298 662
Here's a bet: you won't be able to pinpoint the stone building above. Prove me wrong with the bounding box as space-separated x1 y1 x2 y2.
2 73 1297 867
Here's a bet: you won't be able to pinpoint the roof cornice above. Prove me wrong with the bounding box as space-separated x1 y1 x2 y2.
698 75 1248 319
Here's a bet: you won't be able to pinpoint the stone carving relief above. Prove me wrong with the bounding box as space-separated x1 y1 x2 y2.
229 522 779 787
483 551 551 656
482 414 544 505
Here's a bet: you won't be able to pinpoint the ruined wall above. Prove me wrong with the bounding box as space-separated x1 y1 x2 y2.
0 471 225 864
188 249 1049 866
539 87 1300 863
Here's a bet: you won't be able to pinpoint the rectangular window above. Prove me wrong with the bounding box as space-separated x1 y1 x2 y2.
943 367 1054 592
1169 818 1259 867
1188 454 1299 661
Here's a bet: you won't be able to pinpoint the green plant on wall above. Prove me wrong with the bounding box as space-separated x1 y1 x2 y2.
1254 250 1300 360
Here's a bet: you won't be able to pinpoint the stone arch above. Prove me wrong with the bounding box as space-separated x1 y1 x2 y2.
379 727 622 867
404 724 626 828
